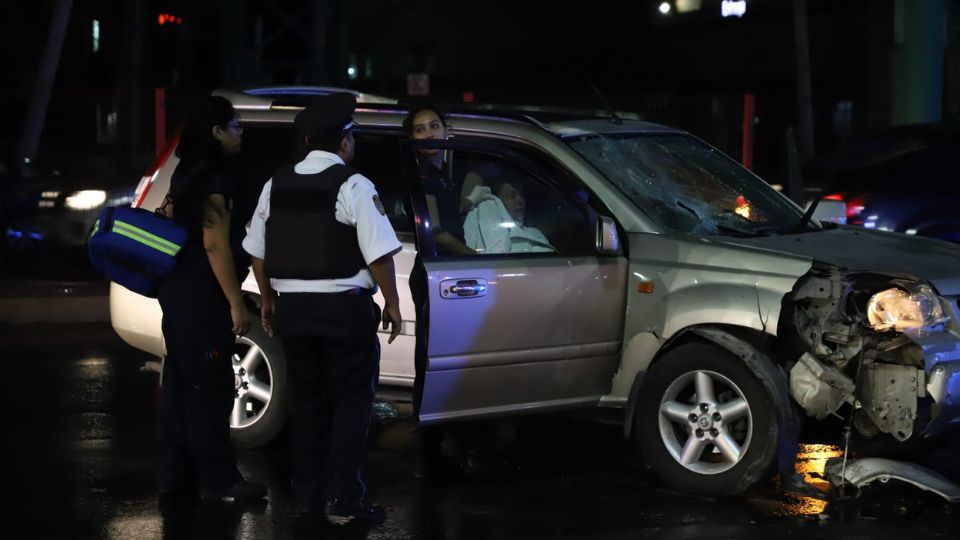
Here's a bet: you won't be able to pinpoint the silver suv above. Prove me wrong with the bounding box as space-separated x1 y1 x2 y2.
111 87 960 496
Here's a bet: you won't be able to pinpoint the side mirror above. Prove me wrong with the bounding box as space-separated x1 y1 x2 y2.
596 216 620 255
807 198 847 225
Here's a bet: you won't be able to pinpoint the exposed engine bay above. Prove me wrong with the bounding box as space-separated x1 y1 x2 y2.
785 264 951 441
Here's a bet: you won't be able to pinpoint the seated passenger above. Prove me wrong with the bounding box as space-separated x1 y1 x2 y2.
464 178 555 254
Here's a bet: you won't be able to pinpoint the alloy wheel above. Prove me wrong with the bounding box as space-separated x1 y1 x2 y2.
231 336 274 429
657 369 753 475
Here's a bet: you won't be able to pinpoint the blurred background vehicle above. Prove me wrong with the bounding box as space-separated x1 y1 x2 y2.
1 161 136 279
807 119 960 242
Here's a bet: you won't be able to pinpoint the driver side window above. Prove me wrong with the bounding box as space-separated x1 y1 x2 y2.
420 148 597 257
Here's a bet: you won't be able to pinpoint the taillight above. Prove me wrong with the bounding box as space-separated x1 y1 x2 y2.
845 194 868 221
132 172 157 208
825 192 869 223
133 130 180 208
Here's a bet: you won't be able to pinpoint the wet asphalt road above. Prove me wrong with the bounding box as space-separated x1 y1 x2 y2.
2 322 959 540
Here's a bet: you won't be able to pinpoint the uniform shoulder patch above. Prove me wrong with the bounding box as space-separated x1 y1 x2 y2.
372 194 386 215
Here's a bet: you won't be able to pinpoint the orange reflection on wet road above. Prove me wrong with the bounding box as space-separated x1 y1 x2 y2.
786 443 844 515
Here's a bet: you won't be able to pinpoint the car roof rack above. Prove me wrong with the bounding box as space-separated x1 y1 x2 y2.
216 87 397 110
386 102 647 135
439 103 644 124
217 86 650 132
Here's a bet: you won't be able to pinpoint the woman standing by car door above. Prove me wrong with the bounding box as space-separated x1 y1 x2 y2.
403 105 505 479
155 96 266 503
403 105 494 255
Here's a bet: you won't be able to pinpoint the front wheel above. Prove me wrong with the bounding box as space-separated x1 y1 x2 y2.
229 322 287 449
635 341 778 496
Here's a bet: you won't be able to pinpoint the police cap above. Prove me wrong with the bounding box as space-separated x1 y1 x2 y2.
294 92 357 137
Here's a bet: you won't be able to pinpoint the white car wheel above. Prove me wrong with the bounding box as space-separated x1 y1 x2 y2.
230 322 287 448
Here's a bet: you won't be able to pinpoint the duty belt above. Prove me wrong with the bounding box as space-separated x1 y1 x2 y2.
282 288 372 297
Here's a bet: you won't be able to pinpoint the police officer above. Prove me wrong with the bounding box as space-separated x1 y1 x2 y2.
242 93 402 525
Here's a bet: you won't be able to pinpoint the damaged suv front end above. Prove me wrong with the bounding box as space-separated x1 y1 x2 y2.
787 262 960 442
568 127 960 496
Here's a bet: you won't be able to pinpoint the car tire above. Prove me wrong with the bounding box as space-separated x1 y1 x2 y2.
229 322 287 449
635 342 778 496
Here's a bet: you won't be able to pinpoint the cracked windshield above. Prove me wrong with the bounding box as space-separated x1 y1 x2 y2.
569 133 812 237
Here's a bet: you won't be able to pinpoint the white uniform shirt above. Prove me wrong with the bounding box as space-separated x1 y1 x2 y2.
242 150 402 293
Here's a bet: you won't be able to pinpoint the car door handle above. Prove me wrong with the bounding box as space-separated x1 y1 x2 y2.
441 279 488 298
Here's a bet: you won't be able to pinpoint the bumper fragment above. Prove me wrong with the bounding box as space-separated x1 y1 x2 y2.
825 457 960 503
906 329 960 435
925 361 960 435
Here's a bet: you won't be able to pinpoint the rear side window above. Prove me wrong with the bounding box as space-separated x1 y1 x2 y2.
228 123 301 225
352 131 414 234
231 124 414 235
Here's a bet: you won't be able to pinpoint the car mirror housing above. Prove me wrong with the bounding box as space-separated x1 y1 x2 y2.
596 216 620 255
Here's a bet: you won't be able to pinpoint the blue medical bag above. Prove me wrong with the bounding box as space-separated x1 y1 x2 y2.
88 206 188 297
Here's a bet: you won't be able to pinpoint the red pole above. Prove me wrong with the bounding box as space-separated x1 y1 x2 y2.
741 93 755 170
154 87 166 157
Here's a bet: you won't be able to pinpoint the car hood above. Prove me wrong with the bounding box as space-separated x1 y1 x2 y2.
714 227 960 296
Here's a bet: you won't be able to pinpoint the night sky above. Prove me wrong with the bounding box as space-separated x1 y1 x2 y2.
1 0 954 179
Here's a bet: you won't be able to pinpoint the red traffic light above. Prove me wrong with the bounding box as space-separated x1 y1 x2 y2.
157 13 182 26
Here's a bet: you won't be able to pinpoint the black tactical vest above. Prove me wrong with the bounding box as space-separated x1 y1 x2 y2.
263 163 367 279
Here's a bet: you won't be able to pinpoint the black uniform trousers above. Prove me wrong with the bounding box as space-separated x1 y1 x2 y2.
276 291 381 510
159 342 241 493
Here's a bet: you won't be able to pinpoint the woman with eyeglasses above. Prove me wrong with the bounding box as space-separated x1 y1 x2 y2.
154 95 266 503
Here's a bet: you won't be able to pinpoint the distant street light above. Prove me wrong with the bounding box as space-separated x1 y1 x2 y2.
675 0 703 13
721 0 747 18
659 2 672 15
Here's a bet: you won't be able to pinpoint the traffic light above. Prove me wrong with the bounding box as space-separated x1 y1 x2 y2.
157 13 182 26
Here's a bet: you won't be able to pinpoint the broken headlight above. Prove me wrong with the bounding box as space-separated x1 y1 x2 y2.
866 284 944 333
